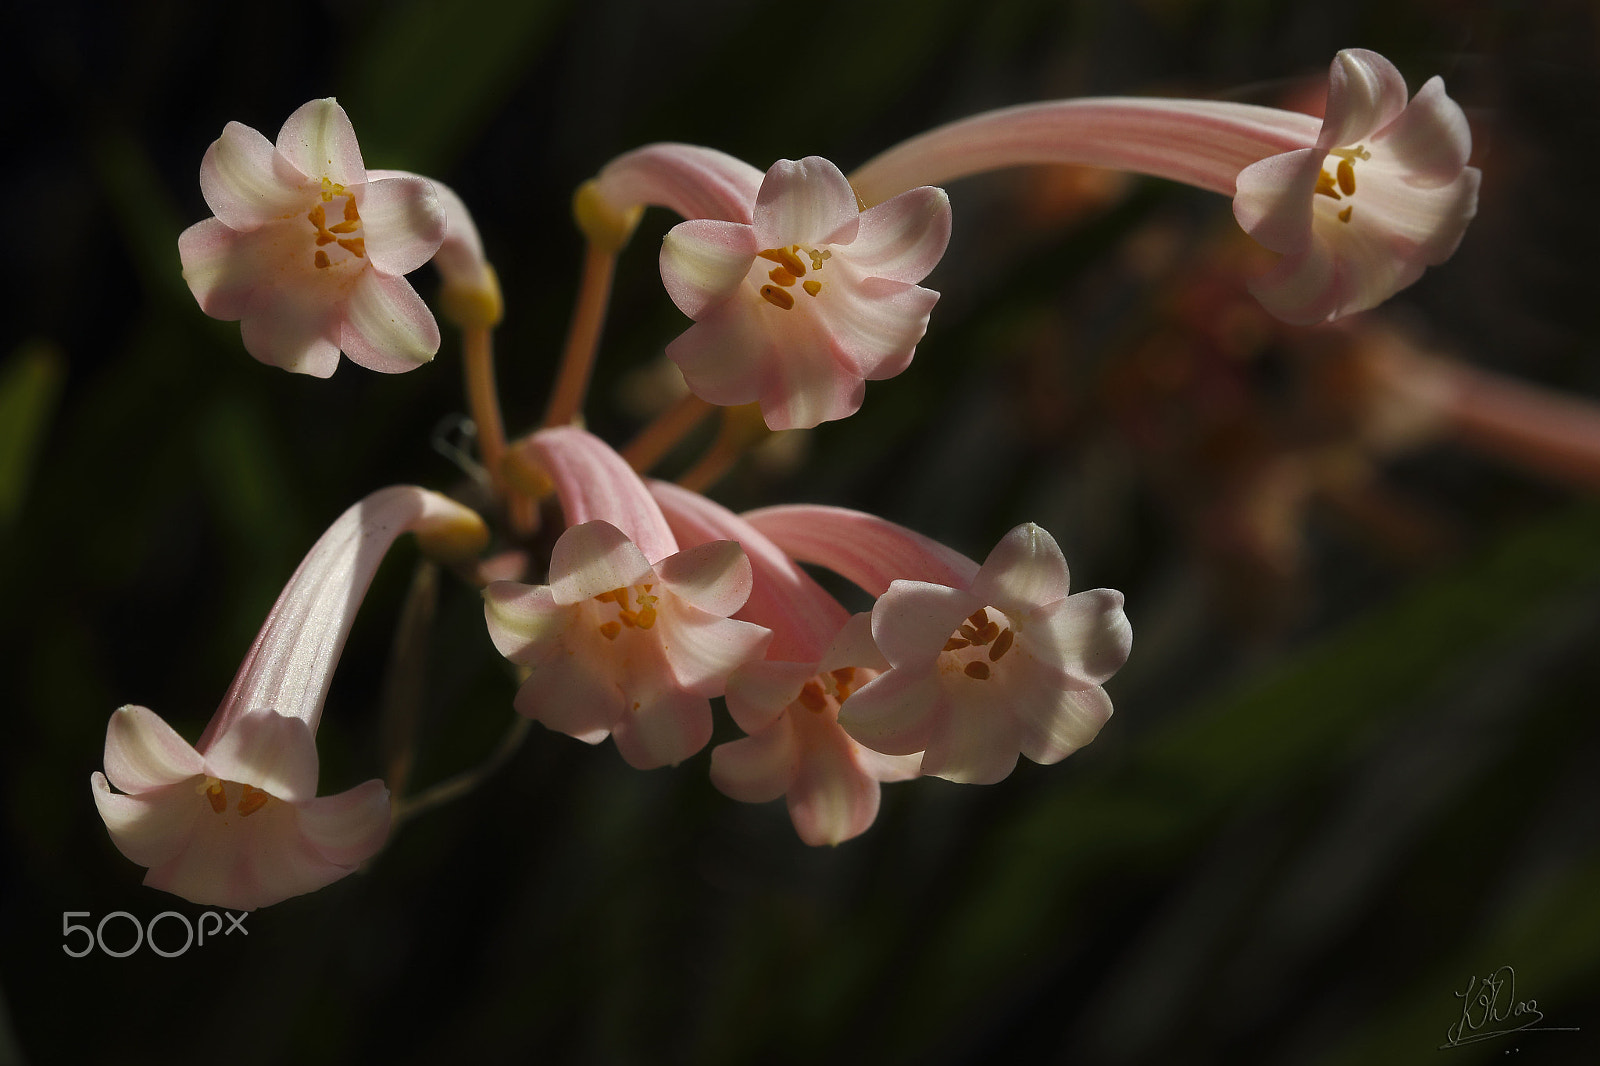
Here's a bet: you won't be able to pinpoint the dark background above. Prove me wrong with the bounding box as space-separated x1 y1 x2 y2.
3 0 1598 1062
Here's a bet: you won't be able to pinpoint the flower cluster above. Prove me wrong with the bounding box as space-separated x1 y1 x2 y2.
96 48 1478 907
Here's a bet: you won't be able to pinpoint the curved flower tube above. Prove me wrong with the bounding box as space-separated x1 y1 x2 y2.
660 156 952 430
369 169 502 329
651 481 918 845
485 428 770 768
178 99 447 376
91 487 489 910
849 48 1478 325
746 507 1131 784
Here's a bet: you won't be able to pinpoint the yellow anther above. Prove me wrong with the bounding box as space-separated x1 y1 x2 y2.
1336 157 1356 196
798 681 829 712
618 609 639 628
807 249 828 271
964 661 991 681
944 637 971 652
343 198 359 221
237 785 269 817
314 250 331 269
1338 205 1354 223
967 609 989 627
635 605 657 630
204 780 227 814
599 620 622 641
959 624 980 642
328 219 360 234
830 667 858 700
989 628 1014 662
1314 170 1342 199
760 284 795 310
769 266 798 287
308 205 327 227
315 232 337 246
337 237 366 258
759 246 808 277
803 279 822 297
593 590 617 604
1329 145 1371 162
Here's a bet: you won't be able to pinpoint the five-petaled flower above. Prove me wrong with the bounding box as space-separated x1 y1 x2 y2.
178 98 448 376
659 156 952 431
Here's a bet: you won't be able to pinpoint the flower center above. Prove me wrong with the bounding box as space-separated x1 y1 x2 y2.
796 667 864 715
197 776 273 817
308 178 367 270
941 607 1016 681
592 583 660 640
756 244 831 310
1313 145 1371 225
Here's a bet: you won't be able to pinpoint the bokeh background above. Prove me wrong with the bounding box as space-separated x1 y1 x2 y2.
3 0 1599 1062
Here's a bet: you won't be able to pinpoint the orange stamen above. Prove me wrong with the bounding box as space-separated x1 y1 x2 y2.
989 628 1014 662
760 284 795 310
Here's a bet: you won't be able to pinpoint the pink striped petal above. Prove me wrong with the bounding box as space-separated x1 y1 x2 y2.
202 709 320 804
1374 76 1473 185
276 98 366 185
1031 589 1133 687
844 186 952 284
527 427 679 564
971 522 1073 610
339 269 440 373
483 581 569 664
787 712 881 846
546 521 654 605
356 175 447 276
655 597 772 696
742 504 978 595
666 302 773 409
815 275 938 379
199 121 306 230
871 580 980 667
654 539 752 617
102 705 205 794
91 775 200 868
660 219 759 319
595 143 765 223
1319 49 1410 151
919 703 1023 785
710 725 798 803
178 218 259 320
296 779 392 866
836 668 942 757
725 660 814 735
753 157 860 249
239 287 342 378
1016 684 1114 766
610 687 713 769
512 654 625 744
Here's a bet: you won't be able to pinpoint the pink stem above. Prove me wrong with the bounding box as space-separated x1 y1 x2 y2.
523 426 679 563
595 143 765 223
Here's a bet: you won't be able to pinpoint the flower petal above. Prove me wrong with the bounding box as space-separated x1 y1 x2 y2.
239 286 342 377
202 708 320 803
655 539 752 617
611 687 713 769
871 580 980 667
919 699 1023 785
843 186 952 284
143 797 347 911
666 301 772 408
753 157 860 249
483 581 570 664
178 218 260 321
1319 49 1410 151
1030 588 1133 687
660 219 759 319
710 723 798 803
1373 76 1473 186
547 521 655 605
91 774 200 867
296 779 392 866
199 121 307 231
787 713 881 846
756 327 869 431
276 98 366 186
655 598 772 696
102 705 206 794
356 175 447 276
339 269 441 373
970 522 1073 610
836 668 942 756
725 660 813 735
1015 684 1114 766
1232 147 1321 256
815 275 938 381
513 652 625 744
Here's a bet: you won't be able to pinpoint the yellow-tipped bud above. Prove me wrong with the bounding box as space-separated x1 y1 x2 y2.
440 263 504 329
572 179 644 253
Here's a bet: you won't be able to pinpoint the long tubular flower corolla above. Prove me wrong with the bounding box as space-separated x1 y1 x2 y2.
484 428 770 768
746 506 1131 785
849 48 1477 325
178 99 448 376
659 156 952 430
651 481 918 845
91 487 489 910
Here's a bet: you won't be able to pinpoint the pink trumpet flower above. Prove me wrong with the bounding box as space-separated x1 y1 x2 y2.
178 99 448 376
850 48 1478 325
745 507 1131 785
484 428 770 768
91 487 489 910
651 481 919 846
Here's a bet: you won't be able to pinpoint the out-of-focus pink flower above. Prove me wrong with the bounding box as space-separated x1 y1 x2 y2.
91 487 488 910
651 481 918 845
484 428 770 768
746 508 1131 785
178 99 447 376
658 156 952 430
1231 49 1479 324
848 48 1477 326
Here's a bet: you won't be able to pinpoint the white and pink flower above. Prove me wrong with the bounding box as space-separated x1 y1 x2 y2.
178 99 447 376
91 486 488 910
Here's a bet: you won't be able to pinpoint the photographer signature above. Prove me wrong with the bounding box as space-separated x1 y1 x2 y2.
1439 965 1578 1050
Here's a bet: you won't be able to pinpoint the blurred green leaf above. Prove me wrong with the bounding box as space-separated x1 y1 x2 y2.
0 342 65 531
